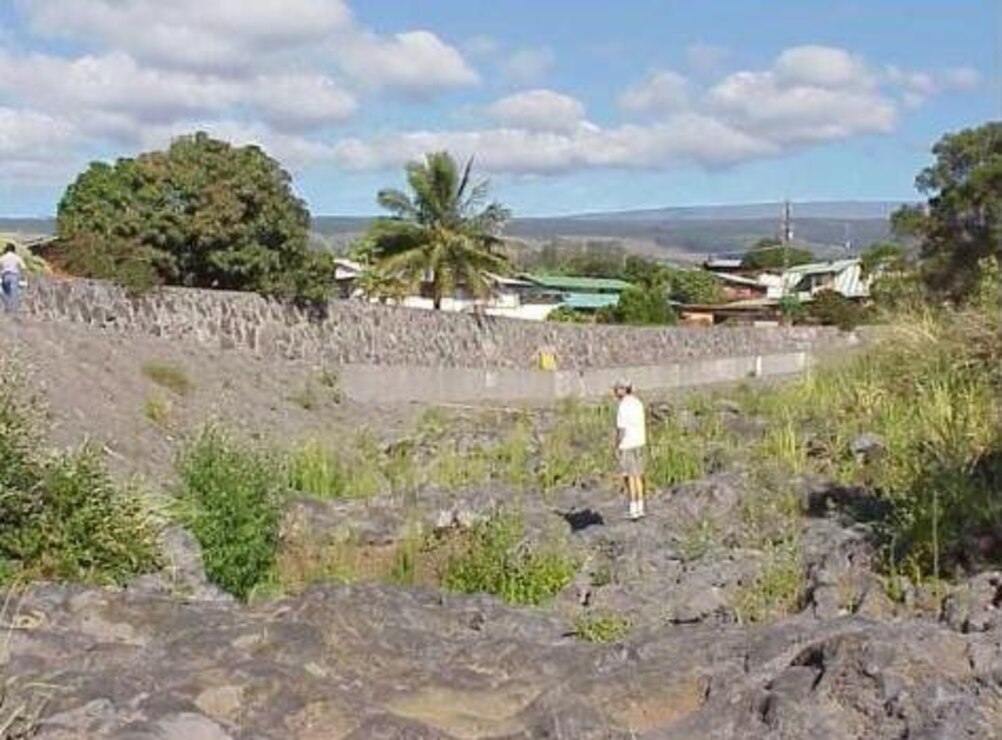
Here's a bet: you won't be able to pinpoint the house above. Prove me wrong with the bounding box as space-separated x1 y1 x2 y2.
711 272 769 302
520 274 633 314
332 257 365 298
777 258 870 300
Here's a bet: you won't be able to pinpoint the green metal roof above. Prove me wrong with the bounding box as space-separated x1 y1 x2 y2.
523 274 633 292
561 292 621 310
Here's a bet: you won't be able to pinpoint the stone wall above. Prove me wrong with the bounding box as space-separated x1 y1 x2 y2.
22 277 853 369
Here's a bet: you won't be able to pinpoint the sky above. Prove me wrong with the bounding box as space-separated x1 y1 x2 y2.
0 0 997 217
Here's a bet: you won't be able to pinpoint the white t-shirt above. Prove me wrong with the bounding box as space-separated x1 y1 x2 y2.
0 253 25 275
616 394 646 450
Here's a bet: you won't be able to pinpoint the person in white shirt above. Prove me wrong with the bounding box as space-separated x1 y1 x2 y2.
0 243 26 315
613 378 647 520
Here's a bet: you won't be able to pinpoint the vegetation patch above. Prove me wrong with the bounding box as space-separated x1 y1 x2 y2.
176 426 282 600
573 611 632 643
142 361 192 396
0 361 161 586
442 509 576 606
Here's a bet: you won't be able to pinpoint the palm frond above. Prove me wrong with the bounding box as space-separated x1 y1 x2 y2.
377 188 416 219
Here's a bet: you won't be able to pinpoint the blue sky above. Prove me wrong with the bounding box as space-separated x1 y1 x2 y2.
0 0 997 216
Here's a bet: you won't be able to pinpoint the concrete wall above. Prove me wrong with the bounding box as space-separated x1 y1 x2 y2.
22 276 855 371
340 350 816 404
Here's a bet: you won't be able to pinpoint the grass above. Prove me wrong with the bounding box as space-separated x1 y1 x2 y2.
733 540 805 624
573 611 632 643
738 307 1002 579
142 361 192 396
442 508 577 606
286 440 349 499
143 395 172 426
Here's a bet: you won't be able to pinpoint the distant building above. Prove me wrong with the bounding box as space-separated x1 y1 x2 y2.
778 258 870 300
520 274 632 314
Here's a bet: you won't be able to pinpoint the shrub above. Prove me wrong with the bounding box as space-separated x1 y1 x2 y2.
547 306 588 323
599 285 676 326
176 427 282 600
809 289 867 330
442 509 576 606
778 294 807 324
0 361 160 585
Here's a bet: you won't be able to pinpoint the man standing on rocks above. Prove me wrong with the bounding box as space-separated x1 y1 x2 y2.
614 379 647 520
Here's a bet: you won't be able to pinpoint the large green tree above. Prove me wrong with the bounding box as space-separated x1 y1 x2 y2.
55 132 320 300
893 121 1002 298
370 152 510 309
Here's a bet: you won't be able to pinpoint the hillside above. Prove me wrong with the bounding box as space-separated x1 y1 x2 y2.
3 199 898 263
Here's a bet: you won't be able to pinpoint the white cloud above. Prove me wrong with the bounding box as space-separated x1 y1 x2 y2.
333 30 479 94
706 68 897 146
884 64 983 106
0 51 357 135
686 43 729 75
487 90 586 133
244 75 358 131
138 120 337 171
773 45 875 90
336 44 915 176
0 51 234 124
620 70 691 116
500 48 556 87
334 115 775 175
17 0 352 74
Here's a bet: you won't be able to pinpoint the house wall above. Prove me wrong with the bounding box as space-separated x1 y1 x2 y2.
20 276 856 371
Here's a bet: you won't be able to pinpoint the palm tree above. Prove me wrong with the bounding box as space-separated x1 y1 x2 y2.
370 152 511 309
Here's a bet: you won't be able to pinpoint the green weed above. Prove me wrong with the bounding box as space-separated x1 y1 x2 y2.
442 508 577 606
286 440 349 499
573 611 632 643
143 395 172 426
176 426 282 600
733 540 804 624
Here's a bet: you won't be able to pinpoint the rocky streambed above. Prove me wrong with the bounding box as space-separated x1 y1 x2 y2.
3 473 1001 739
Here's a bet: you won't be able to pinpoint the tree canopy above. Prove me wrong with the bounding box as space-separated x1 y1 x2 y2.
741 240 814 270
892 121 1002 299
598 285 676 326
369 151 511 309
54 132 321 300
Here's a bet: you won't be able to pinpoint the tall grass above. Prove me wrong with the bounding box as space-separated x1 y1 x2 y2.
744 307 1002 577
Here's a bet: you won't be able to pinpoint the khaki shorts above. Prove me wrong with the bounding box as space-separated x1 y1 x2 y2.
618 447 644 477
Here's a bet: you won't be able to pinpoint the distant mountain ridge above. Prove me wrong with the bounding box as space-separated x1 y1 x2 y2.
1 200 906 261
566 200 912 222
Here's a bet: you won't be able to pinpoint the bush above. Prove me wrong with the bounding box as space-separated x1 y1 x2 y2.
809 289 868 330
669 269 723 304
547 306 588 323
599 285 676 326
442 509 576 605
0 361 161 585
177 427 283 600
